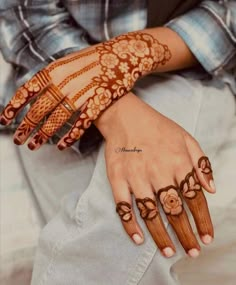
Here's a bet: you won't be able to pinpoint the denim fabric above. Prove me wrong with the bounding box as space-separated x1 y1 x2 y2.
21 74 235 284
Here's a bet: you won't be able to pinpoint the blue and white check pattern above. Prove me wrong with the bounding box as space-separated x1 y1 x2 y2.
0 0 235 153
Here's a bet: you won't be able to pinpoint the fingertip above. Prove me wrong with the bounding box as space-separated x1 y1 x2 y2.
188 248 200 258
162 247 175 258
132 233 144 245
201 234 213 245
0 116 9 125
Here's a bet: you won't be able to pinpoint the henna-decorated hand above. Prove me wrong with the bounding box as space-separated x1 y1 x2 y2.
0 31 171 150
94 92 215 258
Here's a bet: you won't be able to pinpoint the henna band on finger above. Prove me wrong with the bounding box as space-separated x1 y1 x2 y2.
116 201 132 222
136 197 159 220
28 97 76 150
180 169 201 199
0 70 50 125
198 156 215 191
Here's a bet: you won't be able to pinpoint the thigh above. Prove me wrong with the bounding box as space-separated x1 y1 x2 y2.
31 74 236 285
18 142 99 224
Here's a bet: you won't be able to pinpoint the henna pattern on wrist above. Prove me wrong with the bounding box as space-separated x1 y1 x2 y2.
116 201 132 222
157 186 183 216
180 169 202 199
136 197 159 220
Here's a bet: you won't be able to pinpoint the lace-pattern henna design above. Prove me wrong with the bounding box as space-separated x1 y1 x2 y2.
14 85 64 144
136 197 159 220
0 32 171 148
58 32 171 149
116 201 132 222
158 186 183 216
180 169 202 199
28 98 76 150
0 70 50 125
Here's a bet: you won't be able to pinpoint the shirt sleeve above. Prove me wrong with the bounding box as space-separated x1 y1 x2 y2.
0 0 90 87
165 0 236 76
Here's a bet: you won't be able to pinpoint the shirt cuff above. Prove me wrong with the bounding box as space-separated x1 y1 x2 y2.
165 6 236 75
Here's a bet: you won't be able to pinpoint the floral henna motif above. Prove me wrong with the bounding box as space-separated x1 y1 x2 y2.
58 32 171 149
116 201 132 222
197 156 215 191
158 186 183 216
180 169 202 199
136 197 159 220
198 156 212 175
0 70 50 124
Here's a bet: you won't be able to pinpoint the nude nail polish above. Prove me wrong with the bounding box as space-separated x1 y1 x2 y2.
163 247 175 257
188 248 200 258
132 234 143 245
202 234 213 245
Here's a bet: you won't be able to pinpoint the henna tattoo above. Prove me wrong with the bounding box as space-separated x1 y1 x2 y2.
0 70 50 124
71 82 98 104
198 156 215 191
180 169 202 199
1 32 172 149
116 201 132 222
47 49 97 72
136 197 159 220
13 85 64 144
28 99 75 150
58 32 171 149
157 186 183 216
198 156 212 175
58 61 100 89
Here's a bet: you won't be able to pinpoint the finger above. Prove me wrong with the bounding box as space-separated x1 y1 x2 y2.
135 196 176 257
0 70 50 125
185 137 216 193
111 178 144 246
57 89 116 150
27 97 76 150
156 184 200 258
128 172 176 257
179 167 214 245
13 85 65 145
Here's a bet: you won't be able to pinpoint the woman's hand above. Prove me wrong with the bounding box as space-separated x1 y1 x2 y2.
94 92 215 258
0 31 171 150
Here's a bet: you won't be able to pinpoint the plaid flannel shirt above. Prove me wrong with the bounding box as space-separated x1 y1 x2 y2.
0 0 235 153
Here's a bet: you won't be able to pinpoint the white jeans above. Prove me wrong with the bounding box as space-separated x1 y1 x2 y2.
17 74 235 285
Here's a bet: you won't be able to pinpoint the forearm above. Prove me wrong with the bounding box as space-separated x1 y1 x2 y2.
141 27 199 73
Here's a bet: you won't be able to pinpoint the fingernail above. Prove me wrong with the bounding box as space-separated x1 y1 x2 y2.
202 234 213 245
188 248 200 258
163 247 175 258
0 116 8 125
28 141 36 150
132 234 143 245
58 143 66 151
14 137 22 145
210 180 216 192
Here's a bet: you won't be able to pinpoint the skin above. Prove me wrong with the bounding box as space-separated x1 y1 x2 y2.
0 27 216 258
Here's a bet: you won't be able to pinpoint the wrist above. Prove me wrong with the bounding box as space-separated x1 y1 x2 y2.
94 92 135 139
